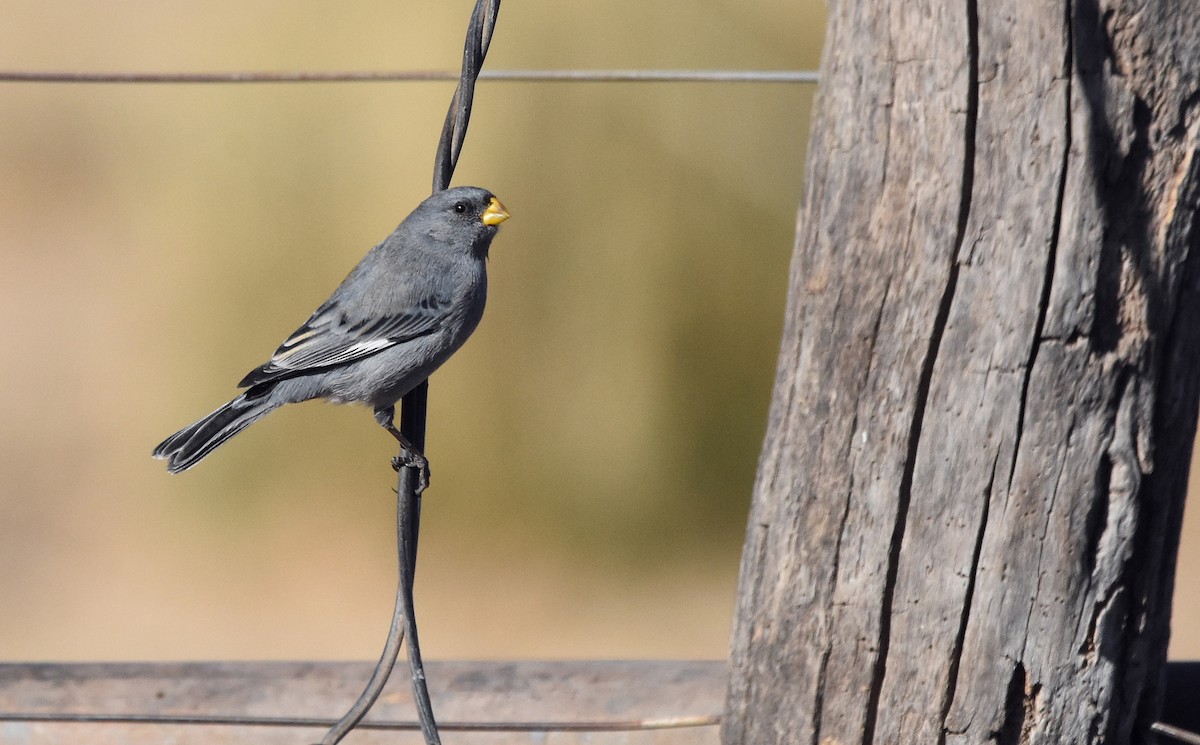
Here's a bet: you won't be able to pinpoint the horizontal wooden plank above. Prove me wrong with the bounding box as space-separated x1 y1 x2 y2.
0 660 724 744
4 660 1197 744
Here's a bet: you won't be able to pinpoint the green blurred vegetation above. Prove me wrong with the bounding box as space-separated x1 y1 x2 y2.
3 0 1199 665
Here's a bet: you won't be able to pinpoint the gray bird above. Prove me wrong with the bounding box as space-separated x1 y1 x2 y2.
153 186 510 492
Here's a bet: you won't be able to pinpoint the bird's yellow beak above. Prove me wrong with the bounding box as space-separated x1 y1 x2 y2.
481 197 511 226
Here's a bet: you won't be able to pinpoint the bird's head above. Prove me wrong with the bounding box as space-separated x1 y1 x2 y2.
415 186 510 259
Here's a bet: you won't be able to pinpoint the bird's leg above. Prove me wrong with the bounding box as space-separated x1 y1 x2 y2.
374 405 430 495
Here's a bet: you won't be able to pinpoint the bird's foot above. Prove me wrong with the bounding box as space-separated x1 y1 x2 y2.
391 450 430 495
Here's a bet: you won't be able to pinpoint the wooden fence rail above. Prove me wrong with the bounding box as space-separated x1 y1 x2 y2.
0 660 723 744
2 660 1198 744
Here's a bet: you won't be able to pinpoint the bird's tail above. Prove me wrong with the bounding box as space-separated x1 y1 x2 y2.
153 390 281 473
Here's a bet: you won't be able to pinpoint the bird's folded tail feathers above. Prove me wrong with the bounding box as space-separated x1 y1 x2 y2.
153 391 280 473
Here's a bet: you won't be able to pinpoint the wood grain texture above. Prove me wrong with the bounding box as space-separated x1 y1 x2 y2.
724 1 1200 743
0 660 722 745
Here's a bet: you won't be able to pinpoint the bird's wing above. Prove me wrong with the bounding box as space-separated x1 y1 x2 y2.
237 293 451 388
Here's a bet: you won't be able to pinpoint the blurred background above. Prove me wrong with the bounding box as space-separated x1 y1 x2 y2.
0 0 1197 665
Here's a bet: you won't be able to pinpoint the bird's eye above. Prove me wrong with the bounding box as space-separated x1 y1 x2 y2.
453 202 468 214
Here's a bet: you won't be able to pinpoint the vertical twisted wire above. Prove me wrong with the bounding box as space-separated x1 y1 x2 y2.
433 0 501 193
317 2 501 744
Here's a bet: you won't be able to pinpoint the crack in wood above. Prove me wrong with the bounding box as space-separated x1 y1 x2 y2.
992 662 1028 745
1019 414 1074 658
939 448 1001 745
812 280 888 743
1008 0 1076 497
810 645 832 745
863 2 980 743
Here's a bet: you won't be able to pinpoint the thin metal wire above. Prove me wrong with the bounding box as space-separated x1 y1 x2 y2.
0 711 721 732
396 385 434 745
314 470 411 744
1155 722 1200 745
433 0 501 192
0 68 818 84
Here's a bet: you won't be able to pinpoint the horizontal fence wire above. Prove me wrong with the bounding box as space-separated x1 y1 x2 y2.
0 69 818 84
1155 723 1200 745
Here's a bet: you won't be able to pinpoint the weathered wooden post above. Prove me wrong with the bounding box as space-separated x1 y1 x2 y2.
724 1 1200 743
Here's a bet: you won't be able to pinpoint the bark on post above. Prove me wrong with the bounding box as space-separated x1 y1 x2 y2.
724 1 1200 743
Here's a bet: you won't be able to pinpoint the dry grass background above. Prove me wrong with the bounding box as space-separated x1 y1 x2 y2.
0 0 1197 666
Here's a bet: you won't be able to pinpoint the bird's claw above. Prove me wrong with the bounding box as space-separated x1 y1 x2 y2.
391 452 430 495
